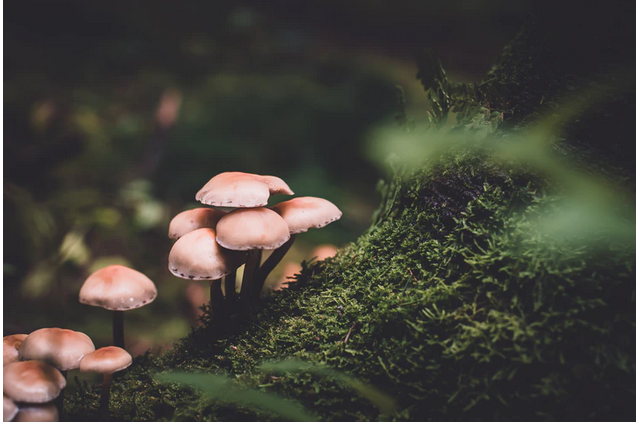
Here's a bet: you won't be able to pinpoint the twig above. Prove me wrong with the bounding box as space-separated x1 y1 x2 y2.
344 322 359 344
345 254 358 269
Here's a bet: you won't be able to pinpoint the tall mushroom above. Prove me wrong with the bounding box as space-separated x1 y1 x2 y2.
79 265 157 349
168 228 247 321
259 197 342 290
79 346 132 419
215 207 291 312
196 172 293 208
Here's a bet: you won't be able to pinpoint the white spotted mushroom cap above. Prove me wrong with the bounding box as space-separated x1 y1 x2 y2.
3 395 18 422
79 265 157 311
168 207 226 240
79 346 132 375
3 334 28 366
271 197 342 234
215 208 291 251
195 172 294 208
3 361 66 403
168 228 247 280
18 328 95 372
13 404 59 422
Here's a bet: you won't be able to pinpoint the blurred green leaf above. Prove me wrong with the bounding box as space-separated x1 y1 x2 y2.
22 260 56 298
261 360 397 415
367 85 636 249
155 371 316 421
59 230 91 266
89 256 132 272
92 207 122 228
134 199 166 230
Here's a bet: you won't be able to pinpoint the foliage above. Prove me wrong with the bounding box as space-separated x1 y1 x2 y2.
155 371 316 422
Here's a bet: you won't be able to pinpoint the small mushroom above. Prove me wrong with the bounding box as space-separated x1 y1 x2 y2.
168 207 226 240
14 403 59 422
168 228 247 320
79 346 132 419
196 172 293 208
3 334 28 366
311 244 339 261
18 328 95 372
273 262 302 292
258 197 342 290
3 361 66 404
272 197 342 234
79 265 157 349
215 208 291 313
168 228 247 281
3 395 18 422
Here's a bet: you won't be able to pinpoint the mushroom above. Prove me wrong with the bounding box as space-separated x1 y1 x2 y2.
273 262 302 292
168 228 247 320
268 246 338 294
168 208 238 312
272 197 343 234
191 171 294 316
18 328 95 418
13 404 59 422
196 172 293 208
3 361 66 405
258 197 342 289
215 207 291 312
79 265 157 349
168 207 226 240
18 328 95 373
3 334 28 366
311 244 339 262
3 395 18 422
79 346 132 419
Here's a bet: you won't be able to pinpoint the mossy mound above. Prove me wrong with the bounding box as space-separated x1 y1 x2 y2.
66 145 634 421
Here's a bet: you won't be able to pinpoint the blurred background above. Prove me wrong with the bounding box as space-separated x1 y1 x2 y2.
4 0 535 359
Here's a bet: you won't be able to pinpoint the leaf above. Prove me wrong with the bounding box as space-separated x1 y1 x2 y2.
155 371 316 422
260 360 397 415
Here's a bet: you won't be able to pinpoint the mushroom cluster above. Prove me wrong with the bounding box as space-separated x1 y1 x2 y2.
3 329 133 422
168 171 342 319
4 267 147 423
4 220 155 421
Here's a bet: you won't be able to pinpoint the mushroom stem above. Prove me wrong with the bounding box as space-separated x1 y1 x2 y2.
56 371 68 421
240 249 262 316
224 271 238 316
113 311 125 349
255 235 297 294
209 279 224 321
99 373 113 420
